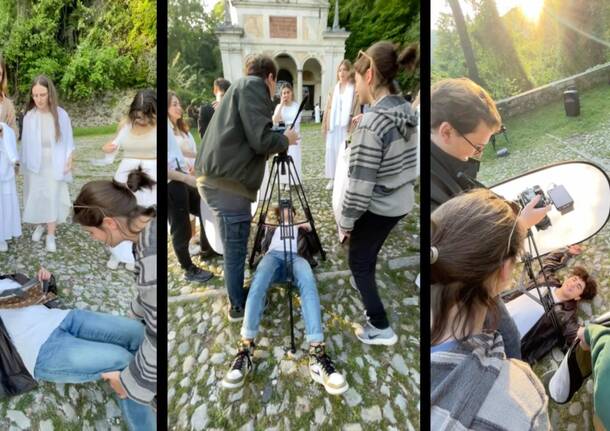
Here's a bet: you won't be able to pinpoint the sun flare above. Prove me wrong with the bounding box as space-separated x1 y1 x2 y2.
518 0 544 22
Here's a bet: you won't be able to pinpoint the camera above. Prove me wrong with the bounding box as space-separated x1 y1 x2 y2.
519 185 552 230
518 184 574 231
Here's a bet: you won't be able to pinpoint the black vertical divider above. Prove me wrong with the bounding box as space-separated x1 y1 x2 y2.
419 1 431 429
156 0 169 427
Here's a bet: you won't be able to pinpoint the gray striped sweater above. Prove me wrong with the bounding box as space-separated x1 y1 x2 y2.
340 95 418 230
431 332 550 430
120 216 157 406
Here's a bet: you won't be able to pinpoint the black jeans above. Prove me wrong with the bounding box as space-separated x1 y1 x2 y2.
348 210 405 329
168 180 212 271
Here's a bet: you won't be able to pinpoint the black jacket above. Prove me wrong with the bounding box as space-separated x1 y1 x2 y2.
0 273 62 398
254 225 321 269
195 76 289 201
430 141 480 211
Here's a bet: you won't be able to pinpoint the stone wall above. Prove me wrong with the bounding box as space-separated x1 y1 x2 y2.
61 89 139 129
496 62 610 119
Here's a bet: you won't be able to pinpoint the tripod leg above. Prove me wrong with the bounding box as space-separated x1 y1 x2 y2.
288 284 296 353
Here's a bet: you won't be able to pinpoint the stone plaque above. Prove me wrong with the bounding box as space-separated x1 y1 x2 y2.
270 16 297 39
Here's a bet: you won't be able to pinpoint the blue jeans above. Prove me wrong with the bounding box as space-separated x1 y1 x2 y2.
34 310 156 431
200 186 251 309
242 250 324 343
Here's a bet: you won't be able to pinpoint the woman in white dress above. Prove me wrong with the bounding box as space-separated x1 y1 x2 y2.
102 89 157 269
21 75 74 253
321 60 360 191
272 82 302 188
0 55 20 252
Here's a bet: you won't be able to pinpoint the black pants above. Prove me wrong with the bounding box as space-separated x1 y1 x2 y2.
168 180 212 270
348 210 405 329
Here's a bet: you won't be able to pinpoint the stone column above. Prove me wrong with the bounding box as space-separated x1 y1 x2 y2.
297 69 304 104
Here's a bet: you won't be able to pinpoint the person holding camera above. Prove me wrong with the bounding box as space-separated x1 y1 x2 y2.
430 77 551 359
221 201 348 395
431 189 550 430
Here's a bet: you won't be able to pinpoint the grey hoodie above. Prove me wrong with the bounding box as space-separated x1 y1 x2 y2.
339 95 418 230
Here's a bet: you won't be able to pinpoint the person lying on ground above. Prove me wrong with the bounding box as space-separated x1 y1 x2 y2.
221 202 348 395
505 244 597 364
0 267 155 431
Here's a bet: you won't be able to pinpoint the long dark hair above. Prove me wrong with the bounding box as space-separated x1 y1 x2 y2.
0 55 8 99
73 167 156 234
129 89 157 126
26 75 61 141
168 91 188 135
431 189 524 345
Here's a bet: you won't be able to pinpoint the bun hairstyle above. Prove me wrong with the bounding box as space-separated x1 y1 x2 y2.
354 41 419 94
73 167 156 232
129 89 157 126
430 189 524 344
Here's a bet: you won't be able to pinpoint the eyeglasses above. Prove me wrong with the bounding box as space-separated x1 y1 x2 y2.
459 132 485 157
357 50 378 75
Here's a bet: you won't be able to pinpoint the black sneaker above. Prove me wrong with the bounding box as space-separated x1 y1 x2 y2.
222 342 255 389
308 344 348 395
228 305 245 322
184 266 214 283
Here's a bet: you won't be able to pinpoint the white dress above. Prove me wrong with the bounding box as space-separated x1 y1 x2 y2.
0 123 21 241
325 83 354 179
22 112 71 224
111 125 157 264
273 102 302 184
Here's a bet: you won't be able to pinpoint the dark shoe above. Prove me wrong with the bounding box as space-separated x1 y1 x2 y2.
184 267 214 283
199 249 220 260
546 340 592 404
228 305 245 322
222 341 255 389
309 344 348 395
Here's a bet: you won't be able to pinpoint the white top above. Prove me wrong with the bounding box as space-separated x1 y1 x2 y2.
167 123 186 171
505 286 560 339
0 279 70 376
328 82 354 132
268 224 298 254
21 107 74 182
0 122 18 181
175 131 197 170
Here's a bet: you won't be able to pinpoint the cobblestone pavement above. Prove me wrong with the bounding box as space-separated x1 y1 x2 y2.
0 134 135 431
167 123 421 430
479 118 610 431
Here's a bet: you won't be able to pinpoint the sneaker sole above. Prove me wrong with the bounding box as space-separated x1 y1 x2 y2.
356 333 398 346
310 369 349 395
228 314 244 323
221 378 245 389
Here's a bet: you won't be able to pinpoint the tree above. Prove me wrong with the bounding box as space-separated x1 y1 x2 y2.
447 0 484 86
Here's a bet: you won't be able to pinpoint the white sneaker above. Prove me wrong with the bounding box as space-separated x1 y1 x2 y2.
309 344 348 395
125 262 136 272
46 235 57 252
325 181 333 190
32 225 45 242
107 255 120 270
0 240 7 252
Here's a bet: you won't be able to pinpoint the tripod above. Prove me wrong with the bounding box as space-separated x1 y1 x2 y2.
249 153 326 352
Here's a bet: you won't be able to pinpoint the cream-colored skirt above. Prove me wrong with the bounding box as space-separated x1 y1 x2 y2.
23 148 71 224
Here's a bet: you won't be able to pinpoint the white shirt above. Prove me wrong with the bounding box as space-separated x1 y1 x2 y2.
0 279 70 376
505 286 560 339
268 224 298 254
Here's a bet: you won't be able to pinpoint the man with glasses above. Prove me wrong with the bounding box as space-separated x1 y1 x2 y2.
430 77 550 359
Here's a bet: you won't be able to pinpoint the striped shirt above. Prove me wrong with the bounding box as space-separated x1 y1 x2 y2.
120 216 157 406
340 95 418 230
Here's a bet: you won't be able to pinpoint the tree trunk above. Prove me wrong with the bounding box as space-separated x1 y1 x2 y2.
447 0 484 86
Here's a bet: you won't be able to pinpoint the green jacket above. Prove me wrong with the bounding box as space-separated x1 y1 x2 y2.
195 76 289 201
585 324 610 430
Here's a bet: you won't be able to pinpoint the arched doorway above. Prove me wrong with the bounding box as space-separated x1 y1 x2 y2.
303 57 322 112
274 54 298 101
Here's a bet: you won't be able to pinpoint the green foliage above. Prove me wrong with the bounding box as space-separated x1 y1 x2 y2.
432 0 610 99
1 0 156 102
333 0 420 94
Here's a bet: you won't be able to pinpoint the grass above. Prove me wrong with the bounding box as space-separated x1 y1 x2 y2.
73 124 118 138
482 84 610 163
